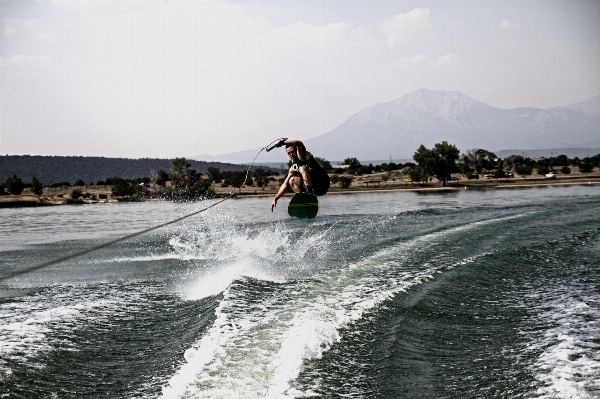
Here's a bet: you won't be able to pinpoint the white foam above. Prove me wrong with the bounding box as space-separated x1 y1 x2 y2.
160 215 507 398
529 297 600 398
179 260 283 301
101 253 191 263
162 284 265 398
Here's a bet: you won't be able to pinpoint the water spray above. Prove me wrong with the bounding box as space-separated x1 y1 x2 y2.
0 139 287 282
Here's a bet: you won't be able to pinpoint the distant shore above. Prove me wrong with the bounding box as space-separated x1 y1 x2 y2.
2 172 599 208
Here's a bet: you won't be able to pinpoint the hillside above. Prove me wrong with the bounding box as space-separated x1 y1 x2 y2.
0 155 268 186
194 89 600 163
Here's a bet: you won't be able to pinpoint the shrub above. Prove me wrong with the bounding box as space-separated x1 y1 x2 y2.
579 161 594 175
493 167 506 179
515 164 533 178
409 167 426 184
112 180 135 196
6 174 25 195
74 179 85 186
70 188 83 199
536 165 550 176
560 166 571 175
222 171 251 187
31 176 44 195
400 166 413 175
207 167 223 183
338 176 354 188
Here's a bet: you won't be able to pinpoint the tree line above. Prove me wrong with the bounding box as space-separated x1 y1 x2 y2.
0 155 257 187
329 144 599 187
2 147 598 196
0 157 279 199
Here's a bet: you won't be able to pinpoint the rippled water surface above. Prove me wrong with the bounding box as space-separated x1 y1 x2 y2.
1 186 599 398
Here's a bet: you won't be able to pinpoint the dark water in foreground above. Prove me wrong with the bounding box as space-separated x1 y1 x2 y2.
0 186 599 398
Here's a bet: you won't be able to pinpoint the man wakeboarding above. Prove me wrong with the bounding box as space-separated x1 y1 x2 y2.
270 139 331 212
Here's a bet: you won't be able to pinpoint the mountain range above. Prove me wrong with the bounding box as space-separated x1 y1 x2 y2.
193 89 600 163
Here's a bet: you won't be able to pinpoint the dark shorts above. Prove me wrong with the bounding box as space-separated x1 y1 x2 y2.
311 174 330 196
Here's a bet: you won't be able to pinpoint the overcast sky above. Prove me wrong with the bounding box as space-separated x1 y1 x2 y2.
1 0 599 158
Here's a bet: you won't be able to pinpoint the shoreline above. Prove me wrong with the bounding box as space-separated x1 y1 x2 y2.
2 177 598 207
235 178 600 198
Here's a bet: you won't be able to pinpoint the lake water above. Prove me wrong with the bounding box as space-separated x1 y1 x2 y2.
1 186 599 398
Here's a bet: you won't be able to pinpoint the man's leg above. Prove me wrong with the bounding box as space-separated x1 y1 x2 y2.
298 166 313 193
288 176 303 193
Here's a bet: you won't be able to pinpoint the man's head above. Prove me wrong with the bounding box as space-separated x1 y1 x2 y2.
285 145 298 160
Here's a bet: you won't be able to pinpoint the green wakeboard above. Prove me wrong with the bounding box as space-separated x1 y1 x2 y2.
288 192 318 219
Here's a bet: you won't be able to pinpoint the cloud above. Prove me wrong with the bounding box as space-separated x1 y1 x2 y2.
0 54 52 65
52 0 115 13
500 20 521 30
2 18 55 42
435 53 460 66
382 8 432 47
385 53 460 68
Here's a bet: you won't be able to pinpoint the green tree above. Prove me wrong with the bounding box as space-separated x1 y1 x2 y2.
252 168 268 187
560 165 571 175
476 149 498 172
461 148 497 173
578 160 594 175
409 166 427 185
502 155 526 171
182 175 213 198
493 166 506 180
156 169 170 186
536 165 550 176
207 167 223 183
329 174 340 185
74 179 85 187
222 171 251 187
343 157 362 173
553 154 570 166
413 146 434 182
337 176 354 188
70 188 83 199
5 174 25 195
514 164 533 179
111 179 135 196
171 157 192 189
31 176 44 195
413 141 460 187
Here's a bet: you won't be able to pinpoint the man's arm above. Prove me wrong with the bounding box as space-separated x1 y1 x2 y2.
271 171 293 212
275 139 308 160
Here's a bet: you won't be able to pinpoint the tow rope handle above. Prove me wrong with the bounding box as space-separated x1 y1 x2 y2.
265 138 288 152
